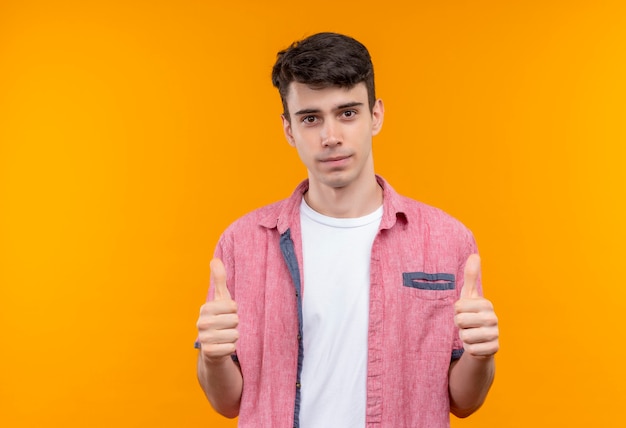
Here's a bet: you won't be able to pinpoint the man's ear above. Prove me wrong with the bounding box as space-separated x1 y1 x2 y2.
371 99 385 136
281 114 296 147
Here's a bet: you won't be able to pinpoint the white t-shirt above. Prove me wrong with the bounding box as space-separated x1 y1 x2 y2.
299 198 383 428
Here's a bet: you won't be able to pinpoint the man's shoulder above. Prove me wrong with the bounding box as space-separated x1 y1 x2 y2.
393 192 471 233
223 197 291 234
223 180 307 234
377 176 472 236
407 196 462 220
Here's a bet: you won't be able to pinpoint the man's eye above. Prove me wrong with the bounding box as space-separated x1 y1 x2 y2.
342 110 357 118
302 116 317 124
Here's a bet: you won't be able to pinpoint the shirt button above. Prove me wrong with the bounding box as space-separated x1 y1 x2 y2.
296 382 301 388
297 334 301 340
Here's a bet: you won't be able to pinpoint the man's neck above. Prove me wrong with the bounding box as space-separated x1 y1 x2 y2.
304 176 383 218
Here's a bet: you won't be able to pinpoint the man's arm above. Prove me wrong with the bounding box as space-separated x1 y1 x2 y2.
449 254 499 417
196 351 242 418
196 258 243 418
448 353 495 417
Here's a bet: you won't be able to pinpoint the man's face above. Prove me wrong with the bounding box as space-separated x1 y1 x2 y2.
281 82 384 191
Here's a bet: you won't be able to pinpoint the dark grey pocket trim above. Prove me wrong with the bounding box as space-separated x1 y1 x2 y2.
402 272 456 290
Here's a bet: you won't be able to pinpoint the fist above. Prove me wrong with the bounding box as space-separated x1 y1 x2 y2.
196 258 239 364
454 254 499 359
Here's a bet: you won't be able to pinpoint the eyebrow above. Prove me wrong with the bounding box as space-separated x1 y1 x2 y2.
293 102 364 117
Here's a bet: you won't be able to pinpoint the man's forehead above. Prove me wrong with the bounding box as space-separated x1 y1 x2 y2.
285 82 368 110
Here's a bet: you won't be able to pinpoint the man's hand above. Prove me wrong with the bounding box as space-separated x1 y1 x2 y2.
196 258 239 365
454 254 499 359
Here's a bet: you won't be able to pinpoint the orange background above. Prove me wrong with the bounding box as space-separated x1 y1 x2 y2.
1 1 625 427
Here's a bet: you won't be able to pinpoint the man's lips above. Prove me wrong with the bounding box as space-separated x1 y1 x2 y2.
318 155 352 170
319 154 351 163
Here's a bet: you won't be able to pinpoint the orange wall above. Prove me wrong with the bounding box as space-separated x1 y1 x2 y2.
1 1 625 427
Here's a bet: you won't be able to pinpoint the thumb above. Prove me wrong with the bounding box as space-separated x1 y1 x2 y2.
210 258 231 301
461 254 481 299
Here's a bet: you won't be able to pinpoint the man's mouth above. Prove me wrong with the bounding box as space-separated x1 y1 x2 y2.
320 154 351 163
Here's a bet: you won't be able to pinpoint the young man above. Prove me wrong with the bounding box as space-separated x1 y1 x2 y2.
196 32 499 427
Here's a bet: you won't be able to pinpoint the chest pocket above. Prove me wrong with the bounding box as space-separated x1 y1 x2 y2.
402 272 456 300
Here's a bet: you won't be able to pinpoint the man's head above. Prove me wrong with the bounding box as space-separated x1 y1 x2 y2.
271 32 376 121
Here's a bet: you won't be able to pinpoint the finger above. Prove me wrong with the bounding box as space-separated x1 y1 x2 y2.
459 325 499 345
461 254 481 299
197 324 240 344
197 308 239 330
210 258 231 301
200 343 237 363
463 340 500 358
455 307 497 328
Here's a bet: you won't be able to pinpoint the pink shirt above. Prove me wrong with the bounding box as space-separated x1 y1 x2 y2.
206 176 480 427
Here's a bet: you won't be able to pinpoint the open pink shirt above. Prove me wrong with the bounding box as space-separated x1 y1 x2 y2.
204 176 480 427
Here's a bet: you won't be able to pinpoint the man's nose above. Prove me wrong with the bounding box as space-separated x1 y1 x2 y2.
321 120 340 147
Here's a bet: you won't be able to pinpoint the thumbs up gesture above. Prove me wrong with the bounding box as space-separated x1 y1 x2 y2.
454 254 499 359
196 258 239 365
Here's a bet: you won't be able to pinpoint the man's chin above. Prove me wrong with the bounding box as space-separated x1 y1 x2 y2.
319 174 352 189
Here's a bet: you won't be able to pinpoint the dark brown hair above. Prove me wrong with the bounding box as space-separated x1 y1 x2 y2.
271 32 376 120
